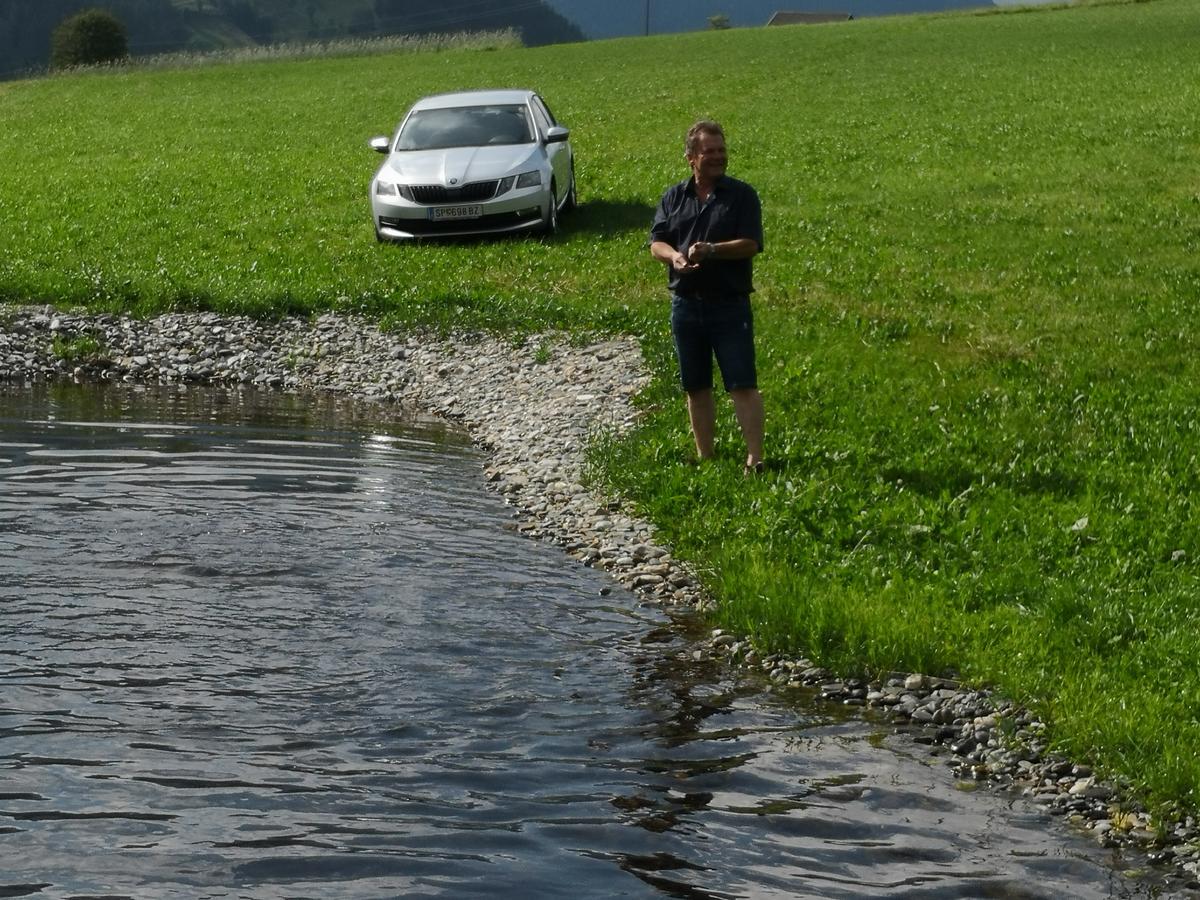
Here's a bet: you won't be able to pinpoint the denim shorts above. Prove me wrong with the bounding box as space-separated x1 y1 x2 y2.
670 294 757 392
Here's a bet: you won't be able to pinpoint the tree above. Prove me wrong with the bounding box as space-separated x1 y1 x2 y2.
707 14 731 30
50 7 129 69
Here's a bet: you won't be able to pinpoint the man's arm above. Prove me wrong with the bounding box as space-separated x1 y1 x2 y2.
685 238 760 263
651 239 699 273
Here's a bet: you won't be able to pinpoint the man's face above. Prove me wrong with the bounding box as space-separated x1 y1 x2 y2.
688 132 727 181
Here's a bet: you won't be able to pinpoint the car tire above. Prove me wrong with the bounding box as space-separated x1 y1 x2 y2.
563 165 577 213
541 184 559 236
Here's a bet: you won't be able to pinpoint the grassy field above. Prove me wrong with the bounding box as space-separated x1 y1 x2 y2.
3 0 1200 821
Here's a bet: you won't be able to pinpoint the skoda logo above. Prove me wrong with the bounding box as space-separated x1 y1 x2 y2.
449 178 458 185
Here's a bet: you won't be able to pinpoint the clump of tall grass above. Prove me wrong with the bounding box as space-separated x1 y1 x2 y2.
50 333 106 364
50 28 521 78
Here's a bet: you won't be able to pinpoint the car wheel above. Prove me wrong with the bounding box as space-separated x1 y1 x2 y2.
541 184 559 236
563 166 577 213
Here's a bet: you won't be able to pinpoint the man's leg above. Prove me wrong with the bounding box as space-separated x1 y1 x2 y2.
711 297 762 468
686 388 717 460
730 387 764 467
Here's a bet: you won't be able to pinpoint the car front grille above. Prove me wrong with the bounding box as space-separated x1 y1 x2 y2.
406 181 500 204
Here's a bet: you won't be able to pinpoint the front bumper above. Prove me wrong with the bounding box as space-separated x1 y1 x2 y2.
372 186 547 240
376 205 544 239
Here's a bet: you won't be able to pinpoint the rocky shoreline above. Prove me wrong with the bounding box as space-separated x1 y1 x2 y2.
2 304 1198 891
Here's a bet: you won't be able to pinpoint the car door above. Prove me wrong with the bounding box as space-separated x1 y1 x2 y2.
531 95 570 206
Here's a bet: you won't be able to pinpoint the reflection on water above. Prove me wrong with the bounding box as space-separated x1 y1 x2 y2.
0 382 1175 898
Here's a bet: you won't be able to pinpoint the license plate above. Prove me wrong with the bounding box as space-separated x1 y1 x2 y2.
429 205 482 221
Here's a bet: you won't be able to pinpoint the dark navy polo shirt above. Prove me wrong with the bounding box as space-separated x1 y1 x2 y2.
649 174 763 300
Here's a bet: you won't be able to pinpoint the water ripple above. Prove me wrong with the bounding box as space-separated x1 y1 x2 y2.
0 383 1177 898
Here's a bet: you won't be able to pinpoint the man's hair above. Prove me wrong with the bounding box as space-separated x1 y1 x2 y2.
685 120 724 157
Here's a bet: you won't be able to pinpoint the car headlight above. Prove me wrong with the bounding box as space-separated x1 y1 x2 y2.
496 175 516 195
515 170 542 189
375 180 398 197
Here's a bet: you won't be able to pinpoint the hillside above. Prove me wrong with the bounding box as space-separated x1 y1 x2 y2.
547 0 992 38
0 0 584 79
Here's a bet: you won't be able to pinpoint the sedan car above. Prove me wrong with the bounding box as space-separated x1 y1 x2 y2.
368 88 575 241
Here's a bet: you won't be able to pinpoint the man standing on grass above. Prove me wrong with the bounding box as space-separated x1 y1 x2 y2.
649 119 765 473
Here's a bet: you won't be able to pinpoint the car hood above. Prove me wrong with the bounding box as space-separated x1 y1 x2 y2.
384 144 541 185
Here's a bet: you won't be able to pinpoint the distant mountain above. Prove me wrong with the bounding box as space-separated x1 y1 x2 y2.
0 0 585 79
544 0 992 39
345 0 584 47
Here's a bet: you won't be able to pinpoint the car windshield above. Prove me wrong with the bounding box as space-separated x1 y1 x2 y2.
396 104 534 151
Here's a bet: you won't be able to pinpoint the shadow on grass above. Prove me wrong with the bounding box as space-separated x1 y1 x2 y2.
565 199 657 237
369 199 655 247
882 466 1083 499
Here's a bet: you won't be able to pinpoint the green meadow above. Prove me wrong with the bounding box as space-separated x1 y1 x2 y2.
3 0 1199 822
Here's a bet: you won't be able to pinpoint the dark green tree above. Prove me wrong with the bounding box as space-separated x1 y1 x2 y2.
50 7 129 68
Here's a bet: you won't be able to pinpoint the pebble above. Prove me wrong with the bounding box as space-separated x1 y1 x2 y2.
3 304 1198 889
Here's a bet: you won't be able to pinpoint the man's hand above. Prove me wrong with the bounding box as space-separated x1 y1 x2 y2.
671 250 700 273
686 241 715 264
651 239 700 273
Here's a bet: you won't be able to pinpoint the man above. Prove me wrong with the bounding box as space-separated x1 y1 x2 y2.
649 119 765 473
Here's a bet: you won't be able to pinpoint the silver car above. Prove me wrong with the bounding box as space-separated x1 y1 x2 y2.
368 88 576 241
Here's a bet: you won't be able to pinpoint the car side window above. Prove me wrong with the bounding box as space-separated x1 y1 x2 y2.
535 96 559 126
529 101 552 140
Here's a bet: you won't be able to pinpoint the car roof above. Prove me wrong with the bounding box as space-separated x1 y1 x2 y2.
410 89 537 110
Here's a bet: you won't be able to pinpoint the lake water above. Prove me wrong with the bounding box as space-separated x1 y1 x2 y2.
0 382 1176 898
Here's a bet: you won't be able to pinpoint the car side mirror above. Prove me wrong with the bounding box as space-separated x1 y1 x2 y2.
369 136 391 153
545 126 570 144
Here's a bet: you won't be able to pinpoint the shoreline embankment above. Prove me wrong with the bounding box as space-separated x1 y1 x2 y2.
2 304 1197 891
